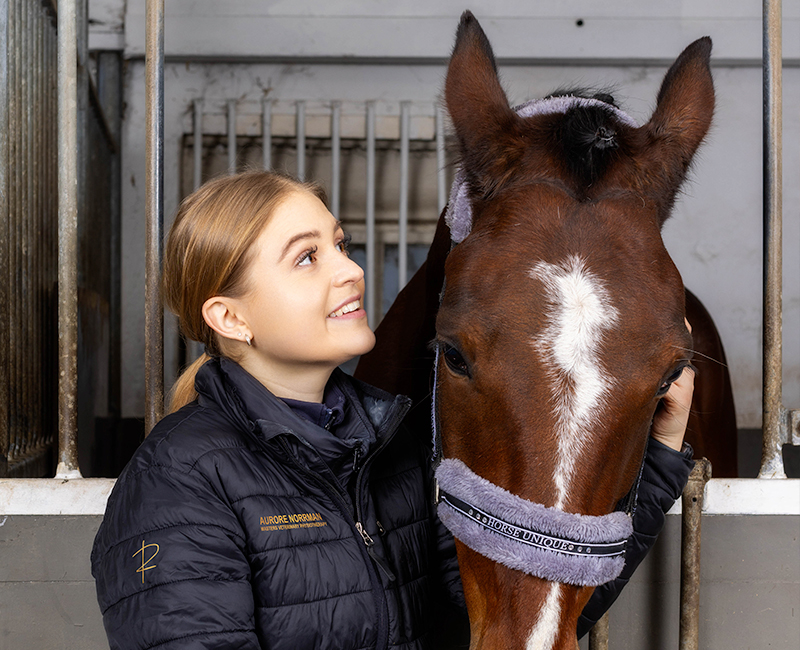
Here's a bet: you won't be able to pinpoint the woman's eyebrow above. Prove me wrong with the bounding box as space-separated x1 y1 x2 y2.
278 220 344 262
278 230 320 262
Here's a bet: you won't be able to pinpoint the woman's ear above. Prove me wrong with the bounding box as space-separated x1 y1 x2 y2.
202 296 251 342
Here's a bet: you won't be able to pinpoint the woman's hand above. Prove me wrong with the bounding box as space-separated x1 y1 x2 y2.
651 365 695 451
650 319 695 452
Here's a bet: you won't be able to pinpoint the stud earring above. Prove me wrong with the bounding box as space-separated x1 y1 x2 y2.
237 332 243 338
245 334 252 346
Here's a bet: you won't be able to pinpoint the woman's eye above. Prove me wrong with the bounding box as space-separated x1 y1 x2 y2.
296 246 317 266
336 233 352 256
443 344 470 377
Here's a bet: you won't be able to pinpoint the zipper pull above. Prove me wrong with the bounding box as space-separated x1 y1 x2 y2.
356 522 396 584
353 447 361 473
376 520 386 536
355 521 374 547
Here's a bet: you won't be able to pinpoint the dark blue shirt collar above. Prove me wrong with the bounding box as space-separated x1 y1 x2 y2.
281 384 346 432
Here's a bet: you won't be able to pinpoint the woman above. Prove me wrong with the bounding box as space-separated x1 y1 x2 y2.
91 170 695 649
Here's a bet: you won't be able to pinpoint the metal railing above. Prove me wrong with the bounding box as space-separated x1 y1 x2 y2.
0 0 59 478
0 0 121 479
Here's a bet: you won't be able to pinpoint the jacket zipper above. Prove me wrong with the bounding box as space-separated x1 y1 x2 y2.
356 522 397 584
352 397 411 527
350 398 412 586
275 436 390 650
259 395 411 650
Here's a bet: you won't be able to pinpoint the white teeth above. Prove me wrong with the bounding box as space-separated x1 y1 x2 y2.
329 299 361 318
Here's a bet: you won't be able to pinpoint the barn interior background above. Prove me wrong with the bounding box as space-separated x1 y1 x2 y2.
0 1 798 649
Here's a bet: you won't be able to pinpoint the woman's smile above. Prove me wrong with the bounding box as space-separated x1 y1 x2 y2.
328 297 365 319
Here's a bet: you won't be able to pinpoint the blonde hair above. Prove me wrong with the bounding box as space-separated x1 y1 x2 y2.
163 170 326 412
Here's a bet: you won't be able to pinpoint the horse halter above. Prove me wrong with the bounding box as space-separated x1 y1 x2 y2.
432 96 641 587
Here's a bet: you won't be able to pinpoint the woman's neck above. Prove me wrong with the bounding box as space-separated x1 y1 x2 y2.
237 356 334 403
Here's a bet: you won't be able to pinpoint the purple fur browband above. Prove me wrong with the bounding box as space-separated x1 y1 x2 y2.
435 458 633 587
444 96 640 244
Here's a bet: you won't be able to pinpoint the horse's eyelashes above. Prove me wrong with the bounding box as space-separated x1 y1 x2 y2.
443 345 471 378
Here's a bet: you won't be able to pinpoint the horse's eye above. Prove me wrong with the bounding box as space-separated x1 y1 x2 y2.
443 344 470 377
656 366 686 397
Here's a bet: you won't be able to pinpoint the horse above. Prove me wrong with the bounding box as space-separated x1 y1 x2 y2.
356 11 737 649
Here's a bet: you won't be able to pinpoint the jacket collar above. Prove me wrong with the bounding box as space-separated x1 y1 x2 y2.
194 355 411 462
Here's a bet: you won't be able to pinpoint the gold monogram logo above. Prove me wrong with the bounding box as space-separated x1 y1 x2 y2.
132 540 160 584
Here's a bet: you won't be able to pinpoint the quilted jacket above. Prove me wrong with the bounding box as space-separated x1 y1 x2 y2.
91 357 465 650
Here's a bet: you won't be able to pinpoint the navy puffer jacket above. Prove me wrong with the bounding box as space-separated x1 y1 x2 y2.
91 357 465 650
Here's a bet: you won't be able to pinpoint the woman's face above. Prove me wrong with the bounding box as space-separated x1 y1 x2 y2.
235 190 376 377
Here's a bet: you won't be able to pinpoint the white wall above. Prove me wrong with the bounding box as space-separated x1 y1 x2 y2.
101 1 800 428
120 0 800 62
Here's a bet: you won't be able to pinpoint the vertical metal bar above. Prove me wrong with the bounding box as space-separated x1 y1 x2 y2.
22 0 31 460
331 101 341 219
97 51 123 424
29 0 38 455
296 100 306 181
8 0 19 467
75 0 88 460
679 460 712 650
398 101 410 291
184 98 205 364
0 0 10 477
47 2 58 457
365 102 376 325
193 98 203 189
56 0 80 477
436 104 447 214
144 0 164 435
588 612 609 650
227 99 237 174
11 0 22 464
262 97 272 170
760 0 786 478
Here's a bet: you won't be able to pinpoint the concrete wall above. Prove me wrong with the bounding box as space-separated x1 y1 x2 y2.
95 0 800 429
1 479 798 649
0 516 106 649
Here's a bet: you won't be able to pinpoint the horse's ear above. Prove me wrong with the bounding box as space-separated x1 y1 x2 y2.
642 37 715 225
445 11 517 196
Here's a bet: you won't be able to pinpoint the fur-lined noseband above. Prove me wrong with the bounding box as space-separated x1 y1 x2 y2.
435 459 633 587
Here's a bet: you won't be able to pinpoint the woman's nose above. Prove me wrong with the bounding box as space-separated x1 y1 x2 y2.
333 253 365 286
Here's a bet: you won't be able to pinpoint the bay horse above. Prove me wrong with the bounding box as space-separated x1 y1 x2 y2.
357 11 737 650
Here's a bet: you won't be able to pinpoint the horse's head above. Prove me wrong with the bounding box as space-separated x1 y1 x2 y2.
434 11 713 647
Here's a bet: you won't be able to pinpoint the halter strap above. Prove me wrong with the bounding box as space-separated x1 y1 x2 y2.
438 490 627 558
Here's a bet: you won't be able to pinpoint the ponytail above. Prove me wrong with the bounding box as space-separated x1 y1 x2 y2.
168 353 212 414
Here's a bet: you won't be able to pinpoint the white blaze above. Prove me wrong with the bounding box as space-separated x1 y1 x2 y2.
525 583 562 650
524 256 618 650
529 256 619 510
